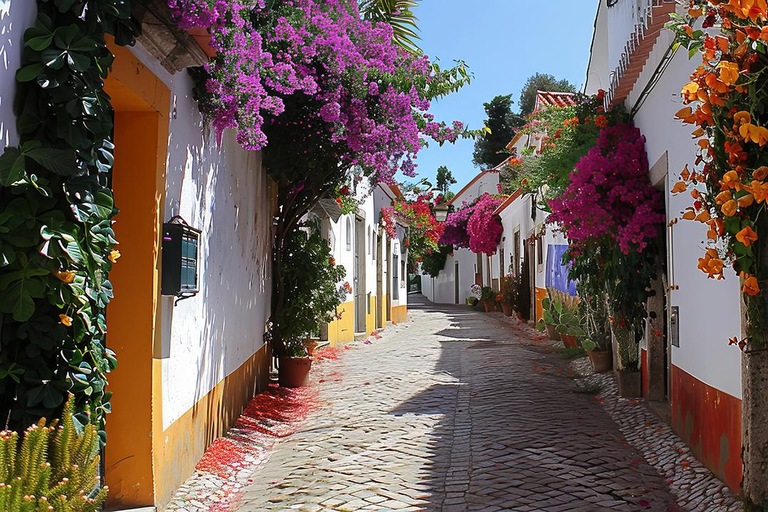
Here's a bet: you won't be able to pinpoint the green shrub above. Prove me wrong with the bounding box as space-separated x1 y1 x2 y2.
0 397 105 511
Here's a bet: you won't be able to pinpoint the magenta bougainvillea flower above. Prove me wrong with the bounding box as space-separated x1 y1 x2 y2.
548 123 664 255
467 194 503 255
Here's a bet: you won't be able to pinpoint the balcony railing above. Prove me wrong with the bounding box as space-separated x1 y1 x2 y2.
605 0 677 106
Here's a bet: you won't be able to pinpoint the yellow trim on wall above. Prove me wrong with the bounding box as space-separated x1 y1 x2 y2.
535 287 547 324
391 305 407 324
328 300 355 345
366 295 376 335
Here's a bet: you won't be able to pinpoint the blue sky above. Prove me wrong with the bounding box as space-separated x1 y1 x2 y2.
409 1 598 191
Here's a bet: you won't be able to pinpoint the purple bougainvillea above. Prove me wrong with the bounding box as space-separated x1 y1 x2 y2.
167 0 467 184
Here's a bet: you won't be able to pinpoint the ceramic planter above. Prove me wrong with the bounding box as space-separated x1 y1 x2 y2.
279 357 312 388
587 350 611 373
560 333 579 349
482 300 494 313
616 369 642 398
501 302 515 317
545 324 560 341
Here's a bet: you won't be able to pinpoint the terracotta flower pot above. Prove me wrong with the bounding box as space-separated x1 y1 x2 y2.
545 324 560 341
304 339 319 357
560 333 579 349
483 300 493 313
616 370 642 398
279 357 312 388
501 302 515 317
587 350 612 373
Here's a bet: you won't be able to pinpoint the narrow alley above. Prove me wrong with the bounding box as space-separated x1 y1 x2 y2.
168 297 738 512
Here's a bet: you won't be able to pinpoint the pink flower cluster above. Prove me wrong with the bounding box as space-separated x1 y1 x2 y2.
440 194 503 255
167 0 463 184
548 124 664 254
466 194 503 256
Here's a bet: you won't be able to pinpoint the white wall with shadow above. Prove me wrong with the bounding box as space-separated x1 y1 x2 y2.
0 0 35 148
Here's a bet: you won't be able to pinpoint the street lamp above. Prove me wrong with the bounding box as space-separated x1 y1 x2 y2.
433 202 449 223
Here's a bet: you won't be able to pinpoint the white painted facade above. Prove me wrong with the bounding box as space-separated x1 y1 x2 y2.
421 170 499 304
585 1 742 400
0 0 36 148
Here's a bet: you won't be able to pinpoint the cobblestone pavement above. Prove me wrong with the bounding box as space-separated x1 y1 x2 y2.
234 297 683 512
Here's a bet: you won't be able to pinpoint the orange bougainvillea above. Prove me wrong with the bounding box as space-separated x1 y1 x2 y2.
669 1 768 344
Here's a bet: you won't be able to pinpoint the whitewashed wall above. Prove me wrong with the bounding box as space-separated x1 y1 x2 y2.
0 1 36 147
630 44 742 399
126 43 273 429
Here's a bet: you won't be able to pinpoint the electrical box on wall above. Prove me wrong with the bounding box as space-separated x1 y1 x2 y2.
161 221 201 298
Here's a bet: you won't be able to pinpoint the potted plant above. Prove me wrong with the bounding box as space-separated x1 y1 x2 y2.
579 288 612 373
272 221 347 387
539 295 563 340
480 286 495 312
556 302 584 349
499 274 518 317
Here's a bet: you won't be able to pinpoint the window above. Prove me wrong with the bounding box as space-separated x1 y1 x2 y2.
513 228 521 275
367 227 371 255
345 217 352 251
401 260 406 286
537 236 544 266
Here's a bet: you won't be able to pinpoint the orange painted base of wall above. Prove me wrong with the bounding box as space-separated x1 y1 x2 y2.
391 305 407 324
151 344 271 507
671 365 742 492
534 287 547 323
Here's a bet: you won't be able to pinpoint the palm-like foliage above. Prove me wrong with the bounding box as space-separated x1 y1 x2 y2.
359 0 421 53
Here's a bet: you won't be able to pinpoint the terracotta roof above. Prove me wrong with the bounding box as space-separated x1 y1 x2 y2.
388 183 404 200
447 170 499 206
493 189 523 216
534 91 578 112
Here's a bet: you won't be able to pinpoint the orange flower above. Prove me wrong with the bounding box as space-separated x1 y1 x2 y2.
671 181 687 194
698 249 725 279
681 165 691 181
695 210 711 222
751 180 768 203
739 193 755 207
594 115 608 128
721 199 738 216
716 190 733 205
109 249 121 263
754 166 768 180
682 82 700 102
705 73 729 94
54 270 75 283
743 274 761 296
718 61 741 86
734 110 752 126
739 123 768 145
682 210 696 221
59 314 73 327
736 225 759 246
722 170 741 189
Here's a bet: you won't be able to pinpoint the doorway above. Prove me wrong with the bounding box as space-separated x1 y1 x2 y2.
454 261 460 304
354 217 366 333
376 232 384 329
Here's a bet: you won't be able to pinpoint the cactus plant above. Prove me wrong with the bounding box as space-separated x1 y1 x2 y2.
0 396 106 511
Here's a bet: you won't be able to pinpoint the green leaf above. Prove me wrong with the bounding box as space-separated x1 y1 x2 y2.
0 148 26 185
0 254 52 321
24 146 80 176
15 63 44 82
26 382 66 409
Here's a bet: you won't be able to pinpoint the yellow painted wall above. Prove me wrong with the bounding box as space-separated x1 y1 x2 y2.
535 287 547 324
328 300 355 345
392 305 407 324
152 346 270 505
104 40 169 509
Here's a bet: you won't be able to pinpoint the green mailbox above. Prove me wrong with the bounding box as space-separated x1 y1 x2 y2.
161 221 201 297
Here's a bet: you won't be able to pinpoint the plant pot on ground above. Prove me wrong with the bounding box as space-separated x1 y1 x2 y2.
480 286 494 312
560 333 579 349
279 355 312 388
500 274 519 317
556 305 584 350
616 369 641 397
501 302 515 316
581 338 612 373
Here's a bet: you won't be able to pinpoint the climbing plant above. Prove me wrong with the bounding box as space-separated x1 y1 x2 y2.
0 0 138 439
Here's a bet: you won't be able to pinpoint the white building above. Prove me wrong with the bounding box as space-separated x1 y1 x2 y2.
586 0 742 491
323 182 408 344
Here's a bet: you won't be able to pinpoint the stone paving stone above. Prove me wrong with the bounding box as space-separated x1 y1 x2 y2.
168 296 742 511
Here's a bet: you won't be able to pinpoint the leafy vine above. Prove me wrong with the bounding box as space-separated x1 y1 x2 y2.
0 0 138 438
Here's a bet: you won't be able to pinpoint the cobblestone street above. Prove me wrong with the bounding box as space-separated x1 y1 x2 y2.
227 296 696 512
